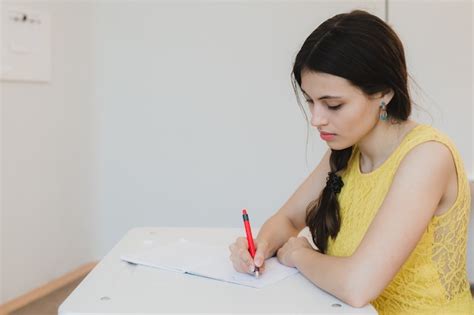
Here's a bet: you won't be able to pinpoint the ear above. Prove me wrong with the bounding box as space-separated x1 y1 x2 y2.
373 89 395 104
381 89 395 104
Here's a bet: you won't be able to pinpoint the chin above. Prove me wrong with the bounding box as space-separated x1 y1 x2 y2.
327 142 353 151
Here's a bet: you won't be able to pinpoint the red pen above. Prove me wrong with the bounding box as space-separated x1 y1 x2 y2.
242 209 260 277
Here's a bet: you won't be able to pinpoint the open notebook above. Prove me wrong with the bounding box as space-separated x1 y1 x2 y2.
120 238 298 288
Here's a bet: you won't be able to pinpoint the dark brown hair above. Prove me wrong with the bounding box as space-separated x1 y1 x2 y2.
291 10 411 253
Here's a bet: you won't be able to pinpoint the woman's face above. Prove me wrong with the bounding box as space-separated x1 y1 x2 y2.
300 71 383 150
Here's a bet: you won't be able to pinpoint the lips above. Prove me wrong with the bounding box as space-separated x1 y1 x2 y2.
320 131 336 141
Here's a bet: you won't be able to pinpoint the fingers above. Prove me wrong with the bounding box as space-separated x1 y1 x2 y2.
229 237 257 275
230 256 254 274
237 237 248 249
254 251 264 267
254 260 265 274
254 239 268 267
276 246 283 263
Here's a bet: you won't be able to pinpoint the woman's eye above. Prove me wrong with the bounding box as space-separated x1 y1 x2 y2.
305 99 342 110
328 104 342 110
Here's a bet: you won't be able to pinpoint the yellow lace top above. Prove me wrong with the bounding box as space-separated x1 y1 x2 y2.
327 124 473 314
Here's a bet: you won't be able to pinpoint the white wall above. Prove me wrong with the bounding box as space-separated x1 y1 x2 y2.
93 0 385 258
390 0 472 178
0 1 98 304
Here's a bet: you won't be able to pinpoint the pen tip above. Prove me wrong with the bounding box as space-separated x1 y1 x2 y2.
255 270 260 278
242 209 247 215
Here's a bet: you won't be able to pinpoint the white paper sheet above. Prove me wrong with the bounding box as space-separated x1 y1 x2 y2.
120 238 298 288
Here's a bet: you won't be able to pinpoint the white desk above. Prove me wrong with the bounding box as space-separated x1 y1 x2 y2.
59 227 377 314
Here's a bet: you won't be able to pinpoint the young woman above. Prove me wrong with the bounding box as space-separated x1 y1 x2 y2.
229 10 472 314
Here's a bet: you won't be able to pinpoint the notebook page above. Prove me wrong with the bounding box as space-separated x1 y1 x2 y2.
121 238 299 288
189 255 298 288
120 238 220 273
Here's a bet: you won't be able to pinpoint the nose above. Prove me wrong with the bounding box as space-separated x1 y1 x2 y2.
310 103 328 128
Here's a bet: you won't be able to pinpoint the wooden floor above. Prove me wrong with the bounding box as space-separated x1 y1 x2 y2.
9 276 86 315
7 278 474 314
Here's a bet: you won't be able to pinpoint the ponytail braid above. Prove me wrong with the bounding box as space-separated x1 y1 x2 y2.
305 147 353 253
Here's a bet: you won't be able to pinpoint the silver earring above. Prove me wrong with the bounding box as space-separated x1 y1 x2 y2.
380 101 388 121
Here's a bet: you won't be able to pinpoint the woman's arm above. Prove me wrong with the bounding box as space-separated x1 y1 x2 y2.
277 141 455 307
229 149 332 273
255 148 332 259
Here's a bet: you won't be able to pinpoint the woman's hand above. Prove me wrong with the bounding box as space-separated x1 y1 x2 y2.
277 236 313 268
229 237 269 275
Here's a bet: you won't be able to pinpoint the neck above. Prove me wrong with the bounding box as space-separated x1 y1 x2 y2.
357 120 415 172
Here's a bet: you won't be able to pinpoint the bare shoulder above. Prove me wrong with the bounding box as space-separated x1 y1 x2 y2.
398 140 457 215
384 139 457 221
398 140 455 183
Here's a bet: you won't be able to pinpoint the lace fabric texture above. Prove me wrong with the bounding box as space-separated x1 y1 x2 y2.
326 124 473 314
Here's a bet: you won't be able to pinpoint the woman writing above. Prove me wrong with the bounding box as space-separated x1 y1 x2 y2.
229 10 472 314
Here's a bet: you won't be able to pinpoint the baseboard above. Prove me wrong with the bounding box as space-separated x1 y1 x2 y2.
0 261 98 315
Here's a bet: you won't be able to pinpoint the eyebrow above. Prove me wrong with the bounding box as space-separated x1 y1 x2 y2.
301 89 342 100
